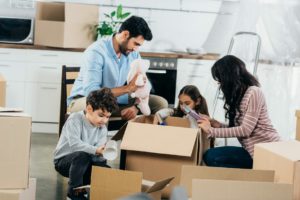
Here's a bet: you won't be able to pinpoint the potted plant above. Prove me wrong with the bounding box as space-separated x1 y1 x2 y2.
96 5 131 39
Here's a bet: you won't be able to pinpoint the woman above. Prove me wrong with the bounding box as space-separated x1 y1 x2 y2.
198 55 280 169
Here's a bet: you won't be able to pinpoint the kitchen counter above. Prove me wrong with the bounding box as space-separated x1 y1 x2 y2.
0 43 220 60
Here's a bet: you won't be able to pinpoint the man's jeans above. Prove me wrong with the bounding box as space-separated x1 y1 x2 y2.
54 151 109 195
203 146 253 169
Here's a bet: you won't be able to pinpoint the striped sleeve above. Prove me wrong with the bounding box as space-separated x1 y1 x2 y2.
208 88 263 138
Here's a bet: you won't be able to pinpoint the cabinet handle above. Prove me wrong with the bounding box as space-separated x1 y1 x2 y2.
147 69 167 74
41 87 57 90
40 54 59 57
189 62 203 66
188 75 205 78
0 64 10 67
40 66 57 69
0 52 11 55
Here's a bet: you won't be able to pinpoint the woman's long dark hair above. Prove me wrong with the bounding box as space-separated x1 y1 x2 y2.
174 85 209 117
211 55 260 127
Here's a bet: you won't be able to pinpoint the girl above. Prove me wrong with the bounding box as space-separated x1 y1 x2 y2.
198 55 280 169
155 85 209 128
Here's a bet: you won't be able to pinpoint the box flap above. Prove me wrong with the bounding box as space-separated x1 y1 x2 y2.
0 112 30 117
192 179 293 200
180 165 275 197
120 122 198 157
36 2 65 21
296 110 300 117
255 141 300 161
142 177 174 193
65 3 98 23
90 166 142 200
0 74 5 82
165 117 190 128
111 122 128 141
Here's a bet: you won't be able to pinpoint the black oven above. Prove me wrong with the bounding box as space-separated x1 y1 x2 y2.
144 57 177 106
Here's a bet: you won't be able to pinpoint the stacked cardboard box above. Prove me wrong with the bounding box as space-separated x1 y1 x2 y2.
180 165 293 200
0 112 35 199
112 116 210 198
296 110 300 141
35 2 99 48
253 141 300 200
0 74 6 107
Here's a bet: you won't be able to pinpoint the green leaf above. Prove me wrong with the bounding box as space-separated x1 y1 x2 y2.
104 13 110 18
110 11 116 17
116 5 123 19
121 12 130 19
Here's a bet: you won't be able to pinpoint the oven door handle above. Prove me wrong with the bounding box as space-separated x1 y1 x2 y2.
147 69 167 74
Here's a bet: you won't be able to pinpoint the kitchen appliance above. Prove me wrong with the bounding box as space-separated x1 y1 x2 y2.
144 57 177 106
0 17 34 44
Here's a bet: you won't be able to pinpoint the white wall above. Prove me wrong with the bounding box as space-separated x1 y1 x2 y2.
0 0 232 53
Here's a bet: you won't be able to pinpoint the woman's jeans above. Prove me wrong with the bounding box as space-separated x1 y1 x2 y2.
203 146 253 169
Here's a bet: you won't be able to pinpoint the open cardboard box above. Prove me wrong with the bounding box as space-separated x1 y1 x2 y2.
253 141 300 200
35 2 98 48
296 110 300 141
0 112 31 189
86 166 173 200
0 74 6 107
180 165 292 200
112 115 210 198
0 178 36 200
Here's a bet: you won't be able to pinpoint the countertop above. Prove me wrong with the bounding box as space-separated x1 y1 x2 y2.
0 43 220 60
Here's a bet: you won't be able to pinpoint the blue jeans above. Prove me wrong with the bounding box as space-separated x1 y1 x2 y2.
203 146 253 169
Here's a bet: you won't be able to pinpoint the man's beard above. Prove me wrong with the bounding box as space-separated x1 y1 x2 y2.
119 39 130 56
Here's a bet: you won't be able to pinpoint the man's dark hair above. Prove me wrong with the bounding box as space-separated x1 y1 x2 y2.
86 88 118 113
119 16 152 41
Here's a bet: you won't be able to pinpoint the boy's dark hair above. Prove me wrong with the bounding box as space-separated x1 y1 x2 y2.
86 88 118 113
174 85 209 117
119 16 153 41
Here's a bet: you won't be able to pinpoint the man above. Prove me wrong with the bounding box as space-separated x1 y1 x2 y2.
68 16 168 120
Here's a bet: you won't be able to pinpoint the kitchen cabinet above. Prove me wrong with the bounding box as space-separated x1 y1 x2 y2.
176 59 219 115
0 48 83 133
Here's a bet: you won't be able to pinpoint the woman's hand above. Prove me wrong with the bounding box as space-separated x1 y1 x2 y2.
210 118 222 128
197 118 212 133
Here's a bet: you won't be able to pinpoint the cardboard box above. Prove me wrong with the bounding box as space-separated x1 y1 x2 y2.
0 112 31 189
296 110 300 141
192 179 293 200
89 166 173 200
0 74 6 107
0 178 36 200
34 2 98 48
253 141 300 200
112 116 210 198
180 165 275 197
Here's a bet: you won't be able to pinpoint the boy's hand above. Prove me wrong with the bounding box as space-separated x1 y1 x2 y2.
96 145 105 156
121 106 138 120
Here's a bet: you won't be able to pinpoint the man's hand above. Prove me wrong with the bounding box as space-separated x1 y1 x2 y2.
96 145 105 156
126 73 140 93
121 106 139 120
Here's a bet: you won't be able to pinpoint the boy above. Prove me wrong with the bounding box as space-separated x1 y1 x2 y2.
54 88 118 200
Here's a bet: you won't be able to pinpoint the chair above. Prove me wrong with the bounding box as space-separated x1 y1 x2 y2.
59 65 126 136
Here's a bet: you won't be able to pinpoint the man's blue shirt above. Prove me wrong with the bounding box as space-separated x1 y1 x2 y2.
68 36 140 105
